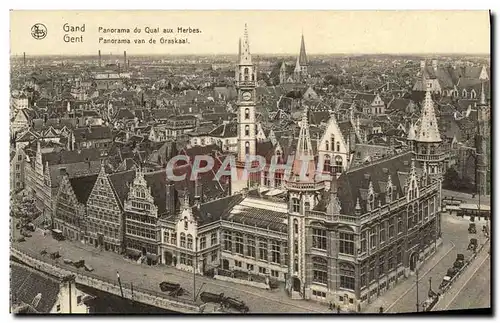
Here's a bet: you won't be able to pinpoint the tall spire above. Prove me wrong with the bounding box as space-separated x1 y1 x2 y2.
415 81 441 143
296 106 313 159
239 24 252 65
299 33 308 66
480 81 486 105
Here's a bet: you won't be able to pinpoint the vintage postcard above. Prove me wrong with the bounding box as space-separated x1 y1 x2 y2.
9 10 491 314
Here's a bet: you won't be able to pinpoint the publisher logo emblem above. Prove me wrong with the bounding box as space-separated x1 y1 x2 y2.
31 23 47 40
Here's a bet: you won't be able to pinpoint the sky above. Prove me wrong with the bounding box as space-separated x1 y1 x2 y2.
10 10 491 56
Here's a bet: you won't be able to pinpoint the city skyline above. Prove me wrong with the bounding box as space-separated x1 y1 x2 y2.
10 11 490 56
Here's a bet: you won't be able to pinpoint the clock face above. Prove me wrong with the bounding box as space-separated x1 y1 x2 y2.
242 92 252 101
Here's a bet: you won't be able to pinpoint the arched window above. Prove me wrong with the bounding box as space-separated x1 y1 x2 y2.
244 75 249 81
339 263 355 290
193 139 198 145
325 140 330 151
180 232 186 248
323 155 331 172
293 219 299 234
245 125 250 136
304 202 310 212
462 89 467 98
184 217 188 230
244 108 250 119
471 90 477 99
201 138 205 146
244 67 249 75
245 141 250 154
333 156 343 173
187 234 193 249
292 198 300 213
368 194 374 211
336 141 340 152
312 257 328 285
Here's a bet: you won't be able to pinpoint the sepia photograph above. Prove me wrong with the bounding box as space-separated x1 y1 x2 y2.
8 10 491 315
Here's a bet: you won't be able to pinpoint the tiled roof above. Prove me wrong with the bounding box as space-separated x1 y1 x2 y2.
208 122 237 138
108 169 136 207
73 126 112 142
69 174 99 204
10 262 61 313
334 152 414 215
42 148 100 166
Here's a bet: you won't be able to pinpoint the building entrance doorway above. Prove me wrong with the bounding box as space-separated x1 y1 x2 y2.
293 277 301 292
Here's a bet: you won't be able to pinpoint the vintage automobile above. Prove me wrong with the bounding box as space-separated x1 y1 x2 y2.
73 259 85 268
84 264 94 272
468 223 477 234
446 267 458 278
21 230 32 238
468 238 478 251
453 254 465 268
200 292 225 304
223 297 249 313
439 275 452 289
16 237 26 243
159 281 181 292
24 223 35 232
63 258 73 265
50 251 61 259
40 249 48 256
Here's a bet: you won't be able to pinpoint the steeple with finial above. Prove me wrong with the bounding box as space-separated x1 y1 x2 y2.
239 23 252 65
415 81 441 143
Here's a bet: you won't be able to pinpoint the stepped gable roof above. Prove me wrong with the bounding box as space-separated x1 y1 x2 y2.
108 169 136 207
69 174 99 204
330 152 414 215
10 262 61 313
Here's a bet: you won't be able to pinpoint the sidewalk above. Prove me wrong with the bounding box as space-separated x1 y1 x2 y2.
362 240 453 313
442 190 490 206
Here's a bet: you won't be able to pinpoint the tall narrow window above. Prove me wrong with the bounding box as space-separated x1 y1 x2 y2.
293 219 299 234
247 235 256 257
292 198 300 213
339 232 355 255
187 234 193 249
312 229 327 250
245 125 250 136
312 257 328 285
259 239 268 260
245 141 250 154
271 240 281 264
325 140 330 151
244 108 250 119
339 263 355 290
223 231 232 251
235 233 244 255
180 233 186 248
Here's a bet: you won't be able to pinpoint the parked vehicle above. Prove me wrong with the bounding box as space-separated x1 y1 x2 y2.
73 260 85 268
50 251 61 259
63 258 73 265
159 281 181 292
468 223 476 234
454 254 465 268
24 223 35 232
51 229 65 241
16 237 26 243
40 249 48 256
468 238 478 251
84 264 94 272
200 292 225 304
439 276 452 289
223 297 249 313
21 231 32 238
446 267 458 278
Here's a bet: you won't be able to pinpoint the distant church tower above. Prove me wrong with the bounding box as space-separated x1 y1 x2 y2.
476 81 490 195
286 106 325 299
413 80 444 182
293 34 308 83
279 62 287 85
232 24 258 194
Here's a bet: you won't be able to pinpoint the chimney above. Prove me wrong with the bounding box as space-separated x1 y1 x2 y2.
98 50 101 67
165 181 176 215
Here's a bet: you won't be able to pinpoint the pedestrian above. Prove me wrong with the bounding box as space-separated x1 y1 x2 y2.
337 305 341 313
328 302 333 310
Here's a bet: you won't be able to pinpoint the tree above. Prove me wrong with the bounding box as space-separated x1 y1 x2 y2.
443 167 461 190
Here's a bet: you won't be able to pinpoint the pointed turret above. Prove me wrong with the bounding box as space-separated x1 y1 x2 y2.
294 56 301 73
291 106 316 182
354 197 362 215
299 33 308 66
480 81 486 105
415 82 441 143
326 171 341 215
407 122 416 141
239 24 252 65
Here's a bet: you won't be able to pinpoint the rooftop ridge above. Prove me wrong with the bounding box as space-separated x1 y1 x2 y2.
347 151 412 173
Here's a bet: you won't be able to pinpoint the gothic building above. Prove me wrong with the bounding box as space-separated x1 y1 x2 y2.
279 34 309 84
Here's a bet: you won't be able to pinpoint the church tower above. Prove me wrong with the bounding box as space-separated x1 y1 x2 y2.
231 24 258 195
286 106 325 299
413 80 444 182
293 34 308 83
236 24 257 163
476 81 490 195
279 61 287 85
